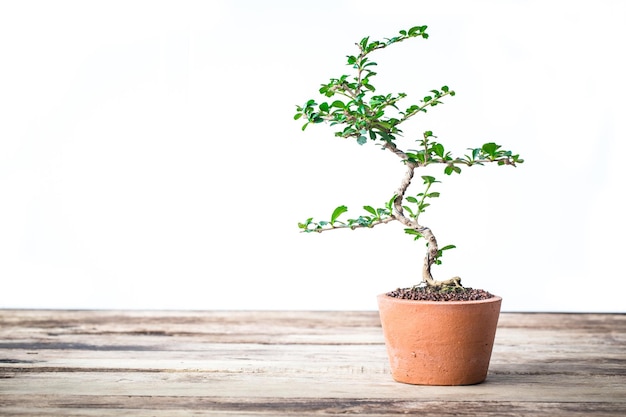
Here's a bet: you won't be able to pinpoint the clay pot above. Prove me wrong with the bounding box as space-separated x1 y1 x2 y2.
377 293 502 385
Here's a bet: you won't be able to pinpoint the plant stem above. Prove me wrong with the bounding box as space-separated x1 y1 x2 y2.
414 180 432 224
384 141 461 288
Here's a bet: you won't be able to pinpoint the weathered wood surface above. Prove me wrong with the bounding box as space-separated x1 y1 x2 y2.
0 310 624 416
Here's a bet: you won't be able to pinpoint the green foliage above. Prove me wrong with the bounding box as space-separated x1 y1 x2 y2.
296 25 523 272
294 26 448 144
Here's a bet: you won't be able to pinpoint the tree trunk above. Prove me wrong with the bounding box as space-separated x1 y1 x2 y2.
385 142 461 288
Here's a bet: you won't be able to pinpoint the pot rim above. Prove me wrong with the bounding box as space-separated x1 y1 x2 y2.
377 293 502 306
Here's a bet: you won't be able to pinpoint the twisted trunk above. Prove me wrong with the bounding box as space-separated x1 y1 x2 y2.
384 142 461 288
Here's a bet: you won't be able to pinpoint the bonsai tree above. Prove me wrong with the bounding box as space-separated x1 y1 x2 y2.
295 25 523 295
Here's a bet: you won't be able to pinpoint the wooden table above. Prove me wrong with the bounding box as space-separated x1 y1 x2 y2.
0 310 624 416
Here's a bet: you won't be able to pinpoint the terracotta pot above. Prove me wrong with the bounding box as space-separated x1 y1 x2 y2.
377 293 502 385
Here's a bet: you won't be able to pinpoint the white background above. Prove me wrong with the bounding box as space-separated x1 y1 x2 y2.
1 0 625 312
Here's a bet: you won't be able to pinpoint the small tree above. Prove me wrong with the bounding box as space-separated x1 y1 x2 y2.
295 25 523 289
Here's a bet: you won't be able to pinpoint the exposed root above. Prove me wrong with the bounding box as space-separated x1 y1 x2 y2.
421 275 462 289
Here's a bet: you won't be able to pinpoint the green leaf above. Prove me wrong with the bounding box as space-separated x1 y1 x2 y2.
330 205 348 224
363 205 377 216
432 143 444 157
342 126 356 136
357 136 367 145
319 102 329 112
406 196 418 203
363 83 376 92
377 130 394 142
421 175 438 184
386 195 397 211
482 142 500 157
404 228 423 241
294 113 303 120
408 26 424 36
406 151 425 163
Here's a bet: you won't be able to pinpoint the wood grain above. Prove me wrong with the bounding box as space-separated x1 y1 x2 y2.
1 310 624 416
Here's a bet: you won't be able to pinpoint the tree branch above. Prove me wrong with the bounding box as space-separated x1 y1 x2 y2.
299 215 396 233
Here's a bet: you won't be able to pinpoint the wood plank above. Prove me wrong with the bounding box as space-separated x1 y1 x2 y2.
1 369 624 401
2 396 626 417
1 310 625 416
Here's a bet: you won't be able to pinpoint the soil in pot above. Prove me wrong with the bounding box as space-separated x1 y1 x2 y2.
386 286 495 301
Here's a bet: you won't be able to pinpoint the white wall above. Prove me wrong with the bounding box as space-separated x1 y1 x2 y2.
1 0 624 312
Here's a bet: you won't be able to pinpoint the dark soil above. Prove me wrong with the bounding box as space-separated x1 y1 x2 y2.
386 286 495 301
